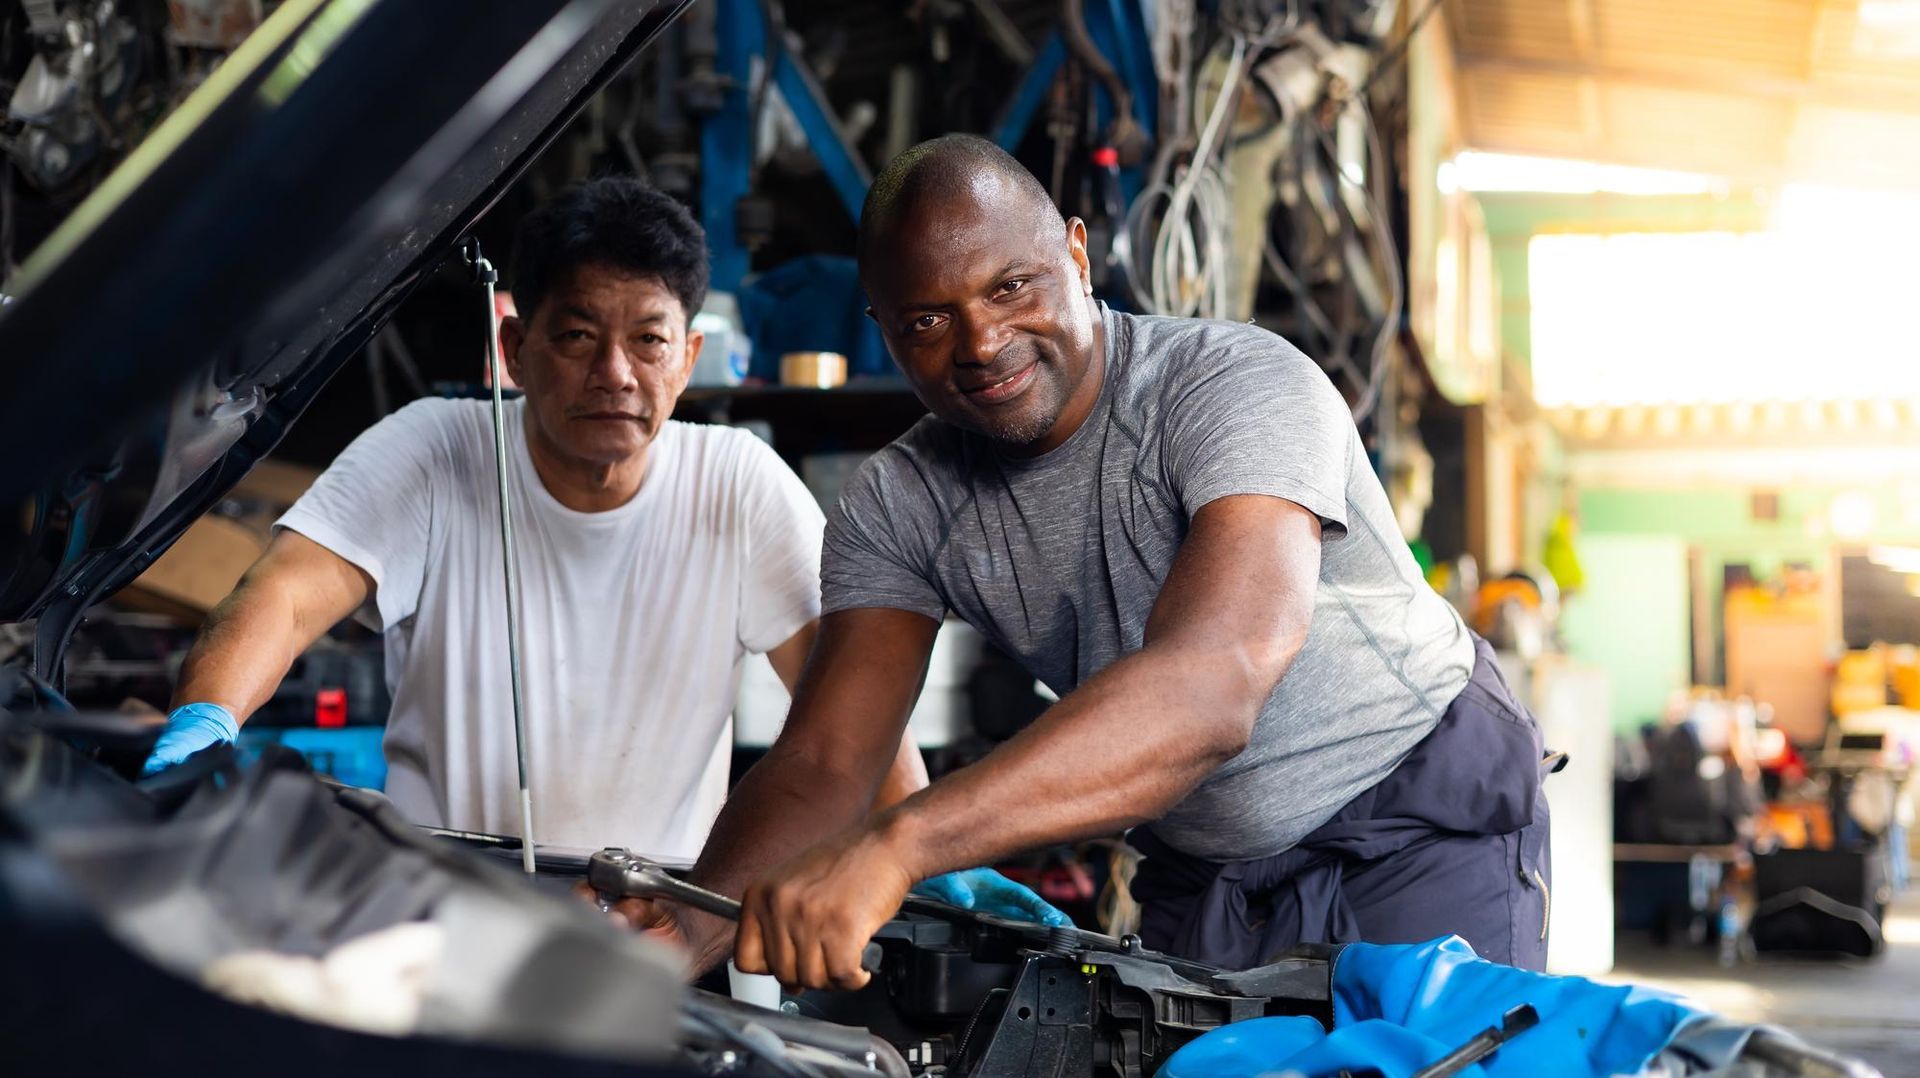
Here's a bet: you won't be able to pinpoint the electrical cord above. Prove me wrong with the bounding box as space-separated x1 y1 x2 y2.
1357 0 1446 100
1129 2 1416 415
1122 33 1246 319
1308 94 1403 422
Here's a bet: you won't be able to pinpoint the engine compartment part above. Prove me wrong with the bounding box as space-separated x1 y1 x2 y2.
0 704 1345 1077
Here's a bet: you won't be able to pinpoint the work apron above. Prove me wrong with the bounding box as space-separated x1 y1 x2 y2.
1131 635 1555 971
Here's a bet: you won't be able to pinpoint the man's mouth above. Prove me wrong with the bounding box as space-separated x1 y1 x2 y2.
960 363 1037 405
573 411 646 423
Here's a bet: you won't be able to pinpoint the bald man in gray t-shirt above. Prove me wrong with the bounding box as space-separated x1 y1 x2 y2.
822 303 1473 859
641 136 1550 990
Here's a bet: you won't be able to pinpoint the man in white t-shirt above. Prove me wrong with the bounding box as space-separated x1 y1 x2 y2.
135 178 933 862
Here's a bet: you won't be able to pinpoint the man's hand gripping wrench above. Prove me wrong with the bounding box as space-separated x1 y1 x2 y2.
588 847 884 975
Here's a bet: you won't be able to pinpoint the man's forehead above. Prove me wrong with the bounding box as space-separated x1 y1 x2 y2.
543 264 682 318
872 198 1055 305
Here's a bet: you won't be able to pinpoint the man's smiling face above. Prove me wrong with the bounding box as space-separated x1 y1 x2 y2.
863 174 1100 454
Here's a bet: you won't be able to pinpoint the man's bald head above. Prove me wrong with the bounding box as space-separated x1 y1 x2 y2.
856 134 1064 279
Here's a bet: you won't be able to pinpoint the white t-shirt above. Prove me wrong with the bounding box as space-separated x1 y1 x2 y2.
276 397 824 860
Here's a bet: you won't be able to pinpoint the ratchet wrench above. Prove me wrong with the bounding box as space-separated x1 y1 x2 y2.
588 848 884 974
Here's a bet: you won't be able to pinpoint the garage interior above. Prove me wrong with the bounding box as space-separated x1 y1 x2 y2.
2 1 1918 1076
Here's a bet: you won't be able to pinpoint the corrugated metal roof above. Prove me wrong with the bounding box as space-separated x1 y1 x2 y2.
1448 0 1920 186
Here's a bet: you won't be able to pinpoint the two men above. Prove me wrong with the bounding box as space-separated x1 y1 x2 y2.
151 175 1058 922
618 136 1551 986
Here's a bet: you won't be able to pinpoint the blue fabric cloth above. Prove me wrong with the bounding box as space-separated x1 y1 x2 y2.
1134 636 1551 970
735 255 891 380
912 868 1073 927
1333 936 1705 1077
141 702 239 776
1157 935 1707 1078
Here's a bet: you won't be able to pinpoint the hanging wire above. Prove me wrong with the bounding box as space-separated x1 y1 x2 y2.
1122 33 1247 320
1304 91 1404 423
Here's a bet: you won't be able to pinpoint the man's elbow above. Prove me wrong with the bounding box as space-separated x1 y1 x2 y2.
1199 628 1307 758
1197 716 1254 764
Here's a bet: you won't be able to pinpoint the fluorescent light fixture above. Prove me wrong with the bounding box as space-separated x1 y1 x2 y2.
1442 151 1721 196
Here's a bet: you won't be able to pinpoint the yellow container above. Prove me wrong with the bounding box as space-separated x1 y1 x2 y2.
1833 648 1888 716
779 351 848 389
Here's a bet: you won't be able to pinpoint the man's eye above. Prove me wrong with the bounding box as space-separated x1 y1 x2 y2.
639 333 666 345
558 329 591 342
997 278 1029 296
910 314 943 333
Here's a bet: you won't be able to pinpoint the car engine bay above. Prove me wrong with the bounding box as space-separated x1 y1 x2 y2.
0 705 1340 1077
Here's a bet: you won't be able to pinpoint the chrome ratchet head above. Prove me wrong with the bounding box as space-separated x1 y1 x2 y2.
589 847 884 974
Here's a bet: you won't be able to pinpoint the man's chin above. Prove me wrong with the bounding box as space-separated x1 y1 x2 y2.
960 406 1058 449
564 429 653 465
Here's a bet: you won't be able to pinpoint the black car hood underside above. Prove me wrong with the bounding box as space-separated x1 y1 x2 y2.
0 0 689 679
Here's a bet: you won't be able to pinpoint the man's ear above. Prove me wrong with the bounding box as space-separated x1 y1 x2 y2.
501 315 528 385
1064 217 1092 296
677 327 705 387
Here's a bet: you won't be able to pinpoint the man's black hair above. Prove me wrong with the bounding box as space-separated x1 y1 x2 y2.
856 134 1061 270
509 175 709 323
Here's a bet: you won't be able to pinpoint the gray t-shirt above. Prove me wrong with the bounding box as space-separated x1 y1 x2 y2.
821 306 1474 860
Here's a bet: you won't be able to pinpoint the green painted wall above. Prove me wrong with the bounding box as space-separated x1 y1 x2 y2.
1576 483 1920 687
1560 534 1691 731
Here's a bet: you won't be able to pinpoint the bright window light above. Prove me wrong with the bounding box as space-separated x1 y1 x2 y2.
1443 151 1721 196
1529 185 1920 406
1857 1 1920 57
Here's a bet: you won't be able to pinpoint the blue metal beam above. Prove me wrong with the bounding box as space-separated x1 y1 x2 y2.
704 0 874 292
769 43 872 223
1100 0 1156 136
991 33 1065 152
703 0 760 294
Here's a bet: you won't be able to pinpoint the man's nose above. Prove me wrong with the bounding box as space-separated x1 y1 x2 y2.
586 341 642 392
955 309 1011 367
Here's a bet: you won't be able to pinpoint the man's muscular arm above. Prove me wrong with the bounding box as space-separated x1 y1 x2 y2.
734 495 1322 989
764 618 932 812
607 607 939 970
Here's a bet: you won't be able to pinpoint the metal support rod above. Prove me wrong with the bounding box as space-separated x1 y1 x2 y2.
464 237 537 876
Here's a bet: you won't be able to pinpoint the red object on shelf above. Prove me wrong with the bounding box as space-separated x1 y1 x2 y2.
315 688 348 728
1090 146 1120 168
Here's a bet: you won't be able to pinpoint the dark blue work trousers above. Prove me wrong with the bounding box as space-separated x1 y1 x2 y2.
1132 636 1553 971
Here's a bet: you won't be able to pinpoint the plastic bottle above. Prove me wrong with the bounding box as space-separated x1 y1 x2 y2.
1717 896 1740 966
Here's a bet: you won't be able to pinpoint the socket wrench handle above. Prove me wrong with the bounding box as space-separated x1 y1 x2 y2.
589 848 883 974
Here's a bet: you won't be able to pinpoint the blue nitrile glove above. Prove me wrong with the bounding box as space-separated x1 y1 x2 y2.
913 868 1073 927
140 703 239 777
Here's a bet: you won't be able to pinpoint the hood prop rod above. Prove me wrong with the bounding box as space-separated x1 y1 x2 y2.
463 237 537 876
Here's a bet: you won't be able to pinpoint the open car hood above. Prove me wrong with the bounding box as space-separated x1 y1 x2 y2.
0 0 690 677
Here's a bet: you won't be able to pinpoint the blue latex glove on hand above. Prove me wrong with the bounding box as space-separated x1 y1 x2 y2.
912 868 1073 927
140 702 239 777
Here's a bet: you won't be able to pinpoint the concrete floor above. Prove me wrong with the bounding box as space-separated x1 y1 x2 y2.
1604 889 1920 1076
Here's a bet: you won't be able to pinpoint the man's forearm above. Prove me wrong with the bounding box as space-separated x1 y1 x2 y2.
872 640 1285 884
872 731 931 811
172 579 319 719
685 735 893 962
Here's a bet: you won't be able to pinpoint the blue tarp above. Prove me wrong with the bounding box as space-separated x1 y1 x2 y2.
735 255 891 381
1160 936 1708 1078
